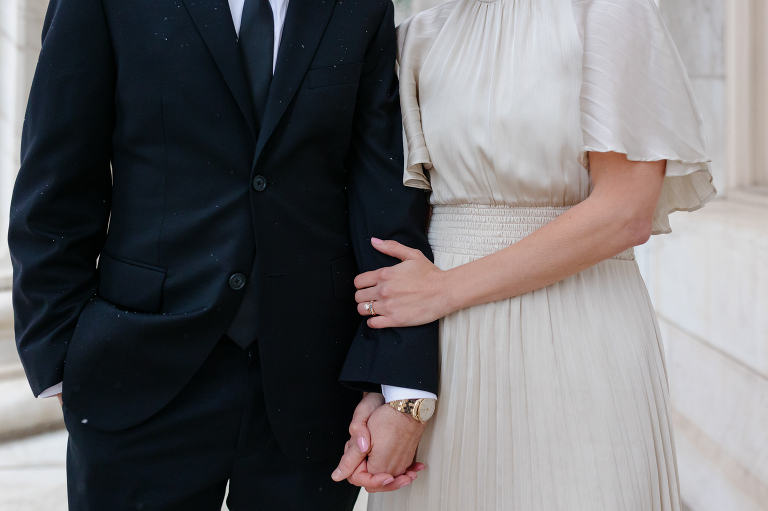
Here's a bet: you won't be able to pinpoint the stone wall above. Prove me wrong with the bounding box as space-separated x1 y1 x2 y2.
637 1 768 510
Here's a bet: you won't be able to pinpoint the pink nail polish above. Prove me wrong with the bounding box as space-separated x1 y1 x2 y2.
357 437 368 451
383 477 395 486
400 481 411 488
371 237 383 245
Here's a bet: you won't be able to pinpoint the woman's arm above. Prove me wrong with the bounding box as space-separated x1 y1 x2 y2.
354 152 666 328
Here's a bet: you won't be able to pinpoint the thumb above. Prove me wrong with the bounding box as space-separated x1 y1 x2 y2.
371 238 418 262
353 392 384 422
332 393 382 481
332 437 369 481
349 392 384 454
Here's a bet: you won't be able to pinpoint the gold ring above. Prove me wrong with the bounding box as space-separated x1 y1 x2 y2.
364 300 378 316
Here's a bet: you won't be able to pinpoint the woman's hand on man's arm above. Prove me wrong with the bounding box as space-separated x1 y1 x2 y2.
354 152 666 328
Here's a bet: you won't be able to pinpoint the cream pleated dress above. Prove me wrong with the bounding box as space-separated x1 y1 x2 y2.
369 0 716 510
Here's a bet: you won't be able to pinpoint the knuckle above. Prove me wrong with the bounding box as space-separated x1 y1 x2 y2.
349 420 367 436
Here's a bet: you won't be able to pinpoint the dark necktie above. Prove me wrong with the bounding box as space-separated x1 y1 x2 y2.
239 0 274 127
225 0 273 350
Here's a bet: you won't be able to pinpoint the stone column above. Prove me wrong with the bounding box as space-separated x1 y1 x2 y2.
0 0 45 340
0 0 63 438
0 0 46 272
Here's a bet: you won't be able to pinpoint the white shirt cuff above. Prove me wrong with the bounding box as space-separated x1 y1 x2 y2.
381 385 437 403
38 382 63 399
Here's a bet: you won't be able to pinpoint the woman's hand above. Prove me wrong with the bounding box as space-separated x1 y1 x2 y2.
355 238 453 328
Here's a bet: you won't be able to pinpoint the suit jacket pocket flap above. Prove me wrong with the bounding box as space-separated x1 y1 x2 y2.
307 63 364 89
98 253 166 313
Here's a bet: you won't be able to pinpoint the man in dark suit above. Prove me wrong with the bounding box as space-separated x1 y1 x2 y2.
9 0 438 508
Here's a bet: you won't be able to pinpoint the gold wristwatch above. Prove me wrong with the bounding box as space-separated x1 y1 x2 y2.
388 398 437 424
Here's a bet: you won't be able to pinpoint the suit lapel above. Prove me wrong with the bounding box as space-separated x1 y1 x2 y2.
182 0 256 138
254 0 336 157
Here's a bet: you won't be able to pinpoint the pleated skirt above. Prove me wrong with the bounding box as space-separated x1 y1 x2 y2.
368 205 681 511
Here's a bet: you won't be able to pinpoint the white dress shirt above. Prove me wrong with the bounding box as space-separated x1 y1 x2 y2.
39 0 435 405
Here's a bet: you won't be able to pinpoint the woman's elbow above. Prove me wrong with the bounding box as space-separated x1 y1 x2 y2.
622 213 654 248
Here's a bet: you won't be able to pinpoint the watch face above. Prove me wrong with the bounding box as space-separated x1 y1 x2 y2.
418 399 436 421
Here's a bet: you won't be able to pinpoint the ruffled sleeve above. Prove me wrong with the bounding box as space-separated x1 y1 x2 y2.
572 0 717 234
396 3 456 191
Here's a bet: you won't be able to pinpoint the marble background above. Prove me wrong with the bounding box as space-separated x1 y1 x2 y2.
639 2 768 510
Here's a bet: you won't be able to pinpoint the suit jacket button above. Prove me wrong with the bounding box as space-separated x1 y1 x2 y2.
229 273 246 290
252 175 267 192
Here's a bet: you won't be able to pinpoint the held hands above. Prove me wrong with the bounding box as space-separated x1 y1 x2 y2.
355 238 452 328
332 393 426 492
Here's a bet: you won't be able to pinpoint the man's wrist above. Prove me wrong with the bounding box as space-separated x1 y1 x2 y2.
382 402 427 429
38 382 63 399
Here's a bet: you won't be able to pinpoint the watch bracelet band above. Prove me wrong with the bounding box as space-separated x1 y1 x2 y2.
388 399 422 422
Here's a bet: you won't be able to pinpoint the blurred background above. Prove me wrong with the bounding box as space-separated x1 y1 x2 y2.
0 0 766 510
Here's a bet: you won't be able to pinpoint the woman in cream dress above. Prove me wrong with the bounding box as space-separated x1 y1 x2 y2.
353 0 716 510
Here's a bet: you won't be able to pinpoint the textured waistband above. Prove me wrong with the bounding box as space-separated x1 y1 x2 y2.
428 204 635 260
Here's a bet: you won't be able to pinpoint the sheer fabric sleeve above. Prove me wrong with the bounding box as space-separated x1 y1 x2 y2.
397 3 455 190
572 0 716 234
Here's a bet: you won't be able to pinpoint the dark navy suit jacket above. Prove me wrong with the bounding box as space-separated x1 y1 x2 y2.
10 0 438 462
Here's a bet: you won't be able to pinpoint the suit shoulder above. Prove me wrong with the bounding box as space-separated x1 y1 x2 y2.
350 0 393 20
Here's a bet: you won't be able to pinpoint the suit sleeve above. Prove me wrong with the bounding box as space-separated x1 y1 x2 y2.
9 0 114 396
339 1 439 395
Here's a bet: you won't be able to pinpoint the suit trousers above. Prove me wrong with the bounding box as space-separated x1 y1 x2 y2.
63 337 360 510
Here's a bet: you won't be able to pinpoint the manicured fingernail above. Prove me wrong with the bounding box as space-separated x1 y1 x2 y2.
371 237 383 245
383 477 395 485
357 437 368 451
332 469 342 480
400 481 411 488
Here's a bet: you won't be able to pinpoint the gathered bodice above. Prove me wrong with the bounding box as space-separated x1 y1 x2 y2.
418 0 588 208
398 0 716 234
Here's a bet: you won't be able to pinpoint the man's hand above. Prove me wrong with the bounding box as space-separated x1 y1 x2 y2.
364 403 426 487
332 393 424 492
